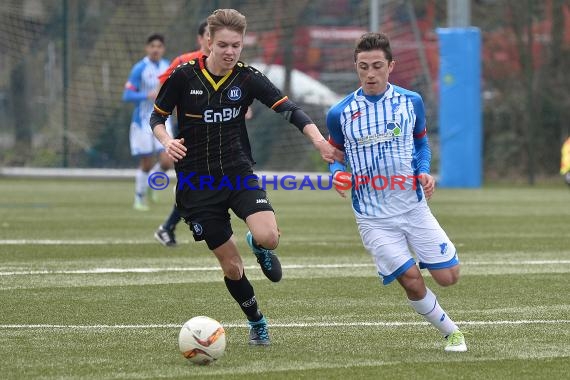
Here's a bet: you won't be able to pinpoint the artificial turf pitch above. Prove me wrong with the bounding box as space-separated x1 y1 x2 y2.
0 178 569 379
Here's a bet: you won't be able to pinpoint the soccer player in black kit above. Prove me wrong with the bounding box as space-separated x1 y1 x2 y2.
150 9 342 345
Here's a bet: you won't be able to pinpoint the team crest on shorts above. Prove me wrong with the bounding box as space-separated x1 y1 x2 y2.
192 222 203 236
228 86 242 101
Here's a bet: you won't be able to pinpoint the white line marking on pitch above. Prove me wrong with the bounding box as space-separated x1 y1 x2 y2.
1 260 569 276
0 239 167 245
0 320 568 329
0 264 365 276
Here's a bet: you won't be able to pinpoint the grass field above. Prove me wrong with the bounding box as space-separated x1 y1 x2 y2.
0 178 569 379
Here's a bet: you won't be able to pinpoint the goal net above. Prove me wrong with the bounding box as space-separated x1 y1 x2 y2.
0 0 437 171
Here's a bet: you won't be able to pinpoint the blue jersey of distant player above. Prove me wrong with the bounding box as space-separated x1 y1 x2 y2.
327 83 432 218
123 56 170 128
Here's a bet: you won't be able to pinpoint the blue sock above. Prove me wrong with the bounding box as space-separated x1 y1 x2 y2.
162 206 181 231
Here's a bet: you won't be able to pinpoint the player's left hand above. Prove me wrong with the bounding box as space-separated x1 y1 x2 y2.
419 173 435 199
315 140 344 164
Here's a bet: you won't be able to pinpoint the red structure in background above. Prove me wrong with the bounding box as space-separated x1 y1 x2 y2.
246 0 570 92
482 1 570 79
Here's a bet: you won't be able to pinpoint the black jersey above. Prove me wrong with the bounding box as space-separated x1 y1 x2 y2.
151 56 301 176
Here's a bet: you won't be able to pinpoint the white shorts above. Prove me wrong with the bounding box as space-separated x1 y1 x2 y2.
356 201 458 285
129 120 173 157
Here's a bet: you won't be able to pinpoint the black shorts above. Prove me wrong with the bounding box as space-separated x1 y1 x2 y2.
175 169 274 249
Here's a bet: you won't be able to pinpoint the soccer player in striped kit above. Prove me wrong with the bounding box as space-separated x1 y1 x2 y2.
123 34 174 211
327 32 467 352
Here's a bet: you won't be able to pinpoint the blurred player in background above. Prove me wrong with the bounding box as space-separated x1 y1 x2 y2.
561 136 570 186
123 33 173 211
150 9 342 345
327 32 467 352
157 20 210 85
154 20 210 247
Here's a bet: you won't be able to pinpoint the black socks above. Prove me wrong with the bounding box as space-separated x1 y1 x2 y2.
224 272 262 322
162 206 181 231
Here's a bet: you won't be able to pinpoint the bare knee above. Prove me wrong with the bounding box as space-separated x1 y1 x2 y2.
397 267 427 300
431 266 460 287
253 229 279 250
140 157 153 172
436 274 459 287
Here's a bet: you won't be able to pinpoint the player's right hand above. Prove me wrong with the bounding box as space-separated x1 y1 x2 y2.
332 171 352 198
418 173 435 200
164 138 187 162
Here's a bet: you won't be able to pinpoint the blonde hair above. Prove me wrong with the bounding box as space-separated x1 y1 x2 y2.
207 9 247 38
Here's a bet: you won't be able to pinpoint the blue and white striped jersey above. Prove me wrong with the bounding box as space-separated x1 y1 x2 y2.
123 56 170 127
327 84 432 218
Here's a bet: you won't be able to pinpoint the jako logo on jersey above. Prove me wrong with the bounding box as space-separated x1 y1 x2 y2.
228 86 242 101
204 106 242 123
190 89 203 95
256 198 268 204
351 111 362 120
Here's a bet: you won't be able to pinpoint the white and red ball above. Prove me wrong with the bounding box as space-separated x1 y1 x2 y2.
178 316 226 365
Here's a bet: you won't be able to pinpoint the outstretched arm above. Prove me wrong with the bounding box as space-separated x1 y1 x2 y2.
122 87 152 102
249 67 343 163
301 123 344 163
122 62 156 103
267 96 343 163
266 97 344 163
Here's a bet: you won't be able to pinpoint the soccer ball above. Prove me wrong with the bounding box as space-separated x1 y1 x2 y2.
178 316 226 365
